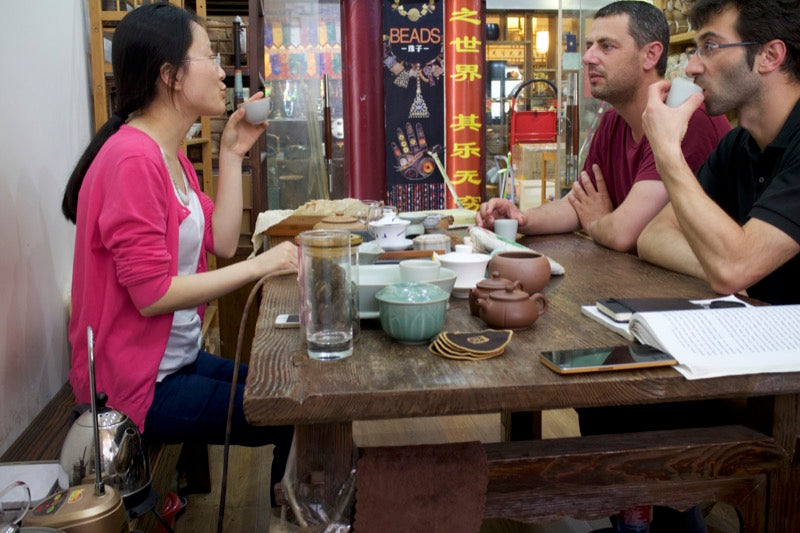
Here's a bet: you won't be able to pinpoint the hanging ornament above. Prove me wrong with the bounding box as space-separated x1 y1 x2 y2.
264 20 274 47
392 0 436 23
272 21 283 47
306 47 317 77
409 74 429 118
384 41 443 90
394 69 410 88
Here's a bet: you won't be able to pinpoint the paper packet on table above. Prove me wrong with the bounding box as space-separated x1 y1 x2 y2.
469 226 565 275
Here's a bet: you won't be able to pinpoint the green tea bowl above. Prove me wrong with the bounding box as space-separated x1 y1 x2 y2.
375 282 449 344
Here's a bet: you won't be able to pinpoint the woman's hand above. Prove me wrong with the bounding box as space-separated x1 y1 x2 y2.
220 92 269 159
251 240 298 279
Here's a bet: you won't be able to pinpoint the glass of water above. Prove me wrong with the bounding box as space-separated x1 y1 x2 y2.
298 230 354 360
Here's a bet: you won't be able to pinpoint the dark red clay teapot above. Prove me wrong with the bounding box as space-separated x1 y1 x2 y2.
486 251 551 294
468 272 515 316
476 281 548 330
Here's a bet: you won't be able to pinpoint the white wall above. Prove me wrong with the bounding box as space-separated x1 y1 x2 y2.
0 0 91 454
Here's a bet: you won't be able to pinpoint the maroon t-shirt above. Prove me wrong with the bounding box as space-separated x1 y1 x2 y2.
583 106 731 207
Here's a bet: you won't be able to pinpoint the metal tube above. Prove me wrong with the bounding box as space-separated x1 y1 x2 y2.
87 326 105 495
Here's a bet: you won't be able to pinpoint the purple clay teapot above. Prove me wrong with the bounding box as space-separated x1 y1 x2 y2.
486 251 551 294
476 281 548 330
468 272 515 317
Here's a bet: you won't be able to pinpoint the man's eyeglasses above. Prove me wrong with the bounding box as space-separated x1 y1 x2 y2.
183 52 221 68
689 41 760 60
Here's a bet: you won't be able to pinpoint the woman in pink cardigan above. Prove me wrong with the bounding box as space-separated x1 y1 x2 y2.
62 4 295 505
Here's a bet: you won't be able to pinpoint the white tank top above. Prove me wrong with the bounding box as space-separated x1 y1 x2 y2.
158 167 204 381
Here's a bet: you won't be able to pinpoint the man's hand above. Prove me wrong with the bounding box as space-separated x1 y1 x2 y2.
642 80 703 167
476 198 526 229
568 165 614 231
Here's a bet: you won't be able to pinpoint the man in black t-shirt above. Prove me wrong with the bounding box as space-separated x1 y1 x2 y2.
638 0 800 305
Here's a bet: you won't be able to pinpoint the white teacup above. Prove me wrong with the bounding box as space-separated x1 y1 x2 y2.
493 219 519 241
666 77 702 108
399 259 440 282
241 98 272 124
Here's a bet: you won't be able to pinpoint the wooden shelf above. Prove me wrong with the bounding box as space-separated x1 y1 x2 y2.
670 31 695 45
184 137 211 146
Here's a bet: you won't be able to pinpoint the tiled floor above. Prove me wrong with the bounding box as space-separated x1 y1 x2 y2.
174 410 739 532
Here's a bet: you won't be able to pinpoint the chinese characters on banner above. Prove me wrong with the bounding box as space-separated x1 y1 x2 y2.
445 0 484 210
382 0 447 211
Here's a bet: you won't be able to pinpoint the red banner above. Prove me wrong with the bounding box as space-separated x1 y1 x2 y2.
445 0 484 210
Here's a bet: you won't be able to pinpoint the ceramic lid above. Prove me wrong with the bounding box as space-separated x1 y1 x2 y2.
487 282 529 301
476 272 514 290
370 212 410 227
438 250 491 264
399 211 428 223
314 212 366 231
375 282 449 304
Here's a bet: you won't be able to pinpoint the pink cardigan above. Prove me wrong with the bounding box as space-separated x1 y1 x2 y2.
69 125 215 431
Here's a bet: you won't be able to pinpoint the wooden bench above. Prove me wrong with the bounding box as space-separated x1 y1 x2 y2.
483 424 784 529
0 382 208 532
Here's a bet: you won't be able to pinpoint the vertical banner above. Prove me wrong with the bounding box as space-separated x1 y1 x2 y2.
445 0 484 210
383 1 446 211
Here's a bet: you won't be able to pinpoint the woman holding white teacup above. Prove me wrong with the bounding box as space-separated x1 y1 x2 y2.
61 3 295 507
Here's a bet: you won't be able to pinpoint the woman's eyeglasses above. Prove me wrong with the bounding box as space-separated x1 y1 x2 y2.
183 52 221 68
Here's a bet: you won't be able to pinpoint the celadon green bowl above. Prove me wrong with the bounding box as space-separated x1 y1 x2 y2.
375 282 449 344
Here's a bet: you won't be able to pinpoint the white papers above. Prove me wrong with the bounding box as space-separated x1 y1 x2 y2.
630 305 800 379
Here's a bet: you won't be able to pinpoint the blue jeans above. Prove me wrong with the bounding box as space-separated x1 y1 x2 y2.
144 351 293 504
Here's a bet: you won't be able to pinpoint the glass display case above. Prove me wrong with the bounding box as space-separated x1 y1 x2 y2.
260 0 345 210
485 0 609 204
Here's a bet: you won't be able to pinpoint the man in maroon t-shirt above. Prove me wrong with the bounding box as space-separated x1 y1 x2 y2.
477 1 730 252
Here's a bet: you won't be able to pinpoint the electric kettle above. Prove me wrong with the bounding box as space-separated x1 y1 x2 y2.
58 336 152 515
24 327 129 533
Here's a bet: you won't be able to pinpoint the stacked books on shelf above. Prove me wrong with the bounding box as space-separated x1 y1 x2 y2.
581 296 800 379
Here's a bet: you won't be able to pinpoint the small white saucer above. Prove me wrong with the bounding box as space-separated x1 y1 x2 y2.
379 238 413 251
358 310 380 319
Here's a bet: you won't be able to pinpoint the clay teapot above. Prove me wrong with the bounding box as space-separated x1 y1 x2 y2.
468 272 515 316
476 281 548 330
487 251 551 294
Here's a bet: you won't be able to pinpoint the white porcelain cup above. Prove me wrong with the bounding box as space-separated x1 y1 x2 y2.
666 77 702 108
494 219 519 241
241 98 272 124
399 259 441 282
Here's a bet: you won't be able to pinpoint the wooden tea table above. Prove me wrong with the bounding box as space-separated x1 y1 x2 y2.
244 233 800 529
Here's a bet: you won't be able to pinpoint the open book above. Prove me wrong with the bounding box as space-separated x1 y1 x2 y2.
581 298 800 379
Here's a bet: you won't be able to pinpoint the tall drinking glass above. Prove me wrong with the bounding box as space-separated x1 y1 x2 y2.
358 200 384 239
298 230 354 360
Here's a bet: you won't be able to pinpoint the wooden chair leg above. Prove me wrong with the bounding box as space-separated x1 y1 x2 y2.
178 441 211 494
501 410 542 441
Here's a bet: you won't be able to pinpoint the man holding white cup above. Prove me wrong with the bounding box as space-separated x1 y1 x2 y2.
478 1 730 253
639 0 800 306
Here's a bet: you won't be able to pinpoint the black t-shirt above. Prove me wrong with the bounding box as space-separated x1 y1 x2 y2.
696 99 800 304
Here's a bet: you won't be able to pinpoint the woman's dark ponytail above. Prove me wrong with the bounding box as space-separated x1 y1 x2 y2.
62 3 198 224
61 113 127 223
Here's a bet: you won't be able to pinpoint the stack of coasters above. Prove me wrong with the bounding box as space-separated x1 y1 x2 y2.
429 330 513 360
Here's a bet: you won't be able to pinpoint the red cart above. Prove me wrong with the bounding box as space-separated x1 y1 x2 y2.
508 78 558 146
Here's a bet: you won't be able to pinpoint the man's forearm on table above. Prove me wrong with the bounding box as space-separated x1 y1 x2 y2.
638 212 707 280
520 197 581 235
